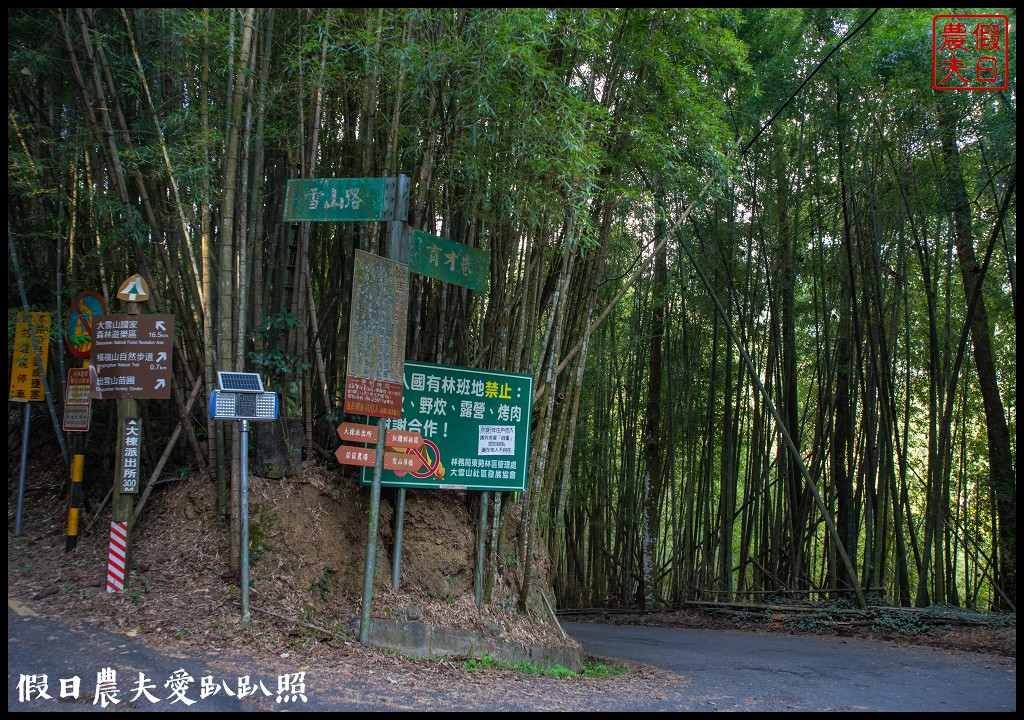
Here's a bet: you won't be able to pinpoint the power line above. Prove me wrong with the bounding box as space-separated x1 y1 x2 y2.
741 9 881 156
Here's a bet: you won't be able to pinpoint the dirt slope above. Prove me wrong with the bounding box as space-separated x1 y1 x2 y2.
7 412 573 665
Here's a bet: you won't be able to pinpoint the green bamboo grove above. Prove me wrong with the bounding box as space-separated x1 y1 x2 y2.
8 8 1016 611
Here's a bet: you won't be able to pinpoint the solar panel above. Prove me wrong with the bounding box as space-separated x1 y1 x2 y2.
217 371 264 392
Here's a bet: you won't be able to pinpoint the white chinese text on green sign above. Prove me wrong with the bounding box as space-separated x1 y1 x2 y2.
361 361 533 491
284 178 390 222
409 229 488 293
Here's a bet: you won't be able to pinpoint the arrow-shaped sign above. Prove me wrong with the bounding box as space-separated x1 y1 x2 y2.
155 321 166 331
155 379 166 390
157 352 167 363
337 422 379 444
335 446 377 467
385 429 423 449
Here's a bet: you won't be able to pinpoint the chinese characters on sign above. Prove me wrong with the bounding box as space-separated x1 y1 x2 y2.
337 421 379 445
16 669 308 707
361 361 534 492
63 368 93 432
120 418 142 494
933 15 1009 91
343 250 409 418
88 315 174 400
9 311 51 402
409 228 489 293
283 178 389 222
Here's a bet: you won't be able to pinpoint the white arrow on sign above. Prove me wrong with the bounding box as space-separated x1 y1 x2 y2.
155 321 166 331
157 352 167 363
155 379 166 390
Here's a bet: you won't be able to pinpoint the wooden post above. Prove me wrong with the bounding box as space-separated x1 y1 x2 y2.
111 299 142 585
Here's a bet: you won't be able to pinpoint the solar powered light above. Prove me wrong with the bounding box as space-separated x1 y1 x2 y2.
209 372 279 421
207 371 278 629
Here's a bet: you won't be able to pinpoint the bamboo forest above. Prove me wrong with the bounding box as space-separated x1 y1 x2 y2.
7 8 1017 616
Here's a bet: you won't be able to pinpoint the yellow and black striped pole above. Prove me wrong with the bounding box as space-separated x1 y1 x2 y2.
65 360 87 552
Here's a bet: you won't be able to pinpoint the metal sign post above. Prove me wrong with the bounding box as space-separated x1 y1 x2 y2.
63 291 105 551
358 175 410 644
239 419 251 626
208 371 279 625
10 311 51 536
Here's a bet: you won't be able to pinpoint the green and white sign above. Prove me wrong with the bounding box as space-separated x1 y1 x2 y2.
361 361 533 491
409 228 489 293
284 178 391 222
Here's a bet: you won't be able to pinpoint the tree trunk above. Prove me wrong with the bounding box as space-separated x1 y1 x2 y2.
938 100 1016 609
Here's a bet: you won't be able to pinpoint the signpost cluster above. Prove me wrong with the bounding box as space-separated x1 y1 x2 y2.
284 173 534 641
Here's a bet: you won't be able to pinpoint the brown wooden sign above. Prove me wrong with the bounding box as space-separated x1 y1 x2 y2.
384 451 424 472
335 446 377 467
385 429 422 449
89 315 173 400
337 421 379 444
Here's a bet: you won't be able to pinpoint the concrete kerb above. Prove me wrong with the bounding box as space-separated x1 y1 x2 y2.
357 618 583 672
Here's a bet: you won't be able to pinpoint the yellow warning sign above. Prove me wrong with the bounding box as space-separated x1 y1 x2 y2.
9 311 51 402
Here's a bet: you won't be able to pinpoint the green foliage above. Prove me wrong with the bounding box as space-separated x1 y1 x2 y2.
248 313 311 380
461 654 496 672
309 566 337 600
579 660 630 678
868 610 928 636
7 7 1015 612
732 610 770 625
248 313 311 417
461 654 582 678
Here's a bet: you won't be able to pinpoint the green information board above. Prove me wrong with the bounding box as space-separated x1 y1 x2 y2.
361 361 533 491
409 228 489 293
284 178 390 222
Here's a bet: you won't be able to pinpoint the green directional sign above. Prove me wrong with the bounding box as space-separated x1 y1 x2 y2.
284 178 391 222
361 361 533 491
409 228 489 293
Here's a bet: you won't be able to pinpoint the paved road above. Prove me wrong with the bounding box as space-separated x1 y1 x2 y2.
563 621 1016 712
9 605 1015 712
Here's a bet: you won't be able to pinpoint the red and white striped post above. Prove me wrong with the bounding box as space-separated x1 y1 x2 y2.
105 521 128 593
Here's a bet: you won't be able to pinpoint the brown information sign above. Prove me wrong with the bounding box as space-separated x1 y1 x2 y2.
343 251 409 418
89 315 174 400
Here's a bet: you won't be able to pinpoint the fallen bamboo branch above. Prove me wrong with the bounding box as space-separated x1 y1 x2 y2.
232 601 347 639
132 377 204 525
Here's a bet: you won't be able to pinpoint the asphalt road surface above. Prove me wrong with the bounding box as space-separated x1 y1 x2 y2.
563 621 1016 712
9 605 1015 712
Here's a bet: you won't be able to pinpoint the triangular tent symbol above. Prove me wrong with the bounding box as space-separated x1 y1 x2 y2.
117 274 150 302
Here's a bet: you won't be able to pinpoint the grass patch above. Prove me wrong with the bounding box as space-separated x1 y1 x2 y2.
461 654 629 678
579 659 630 678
